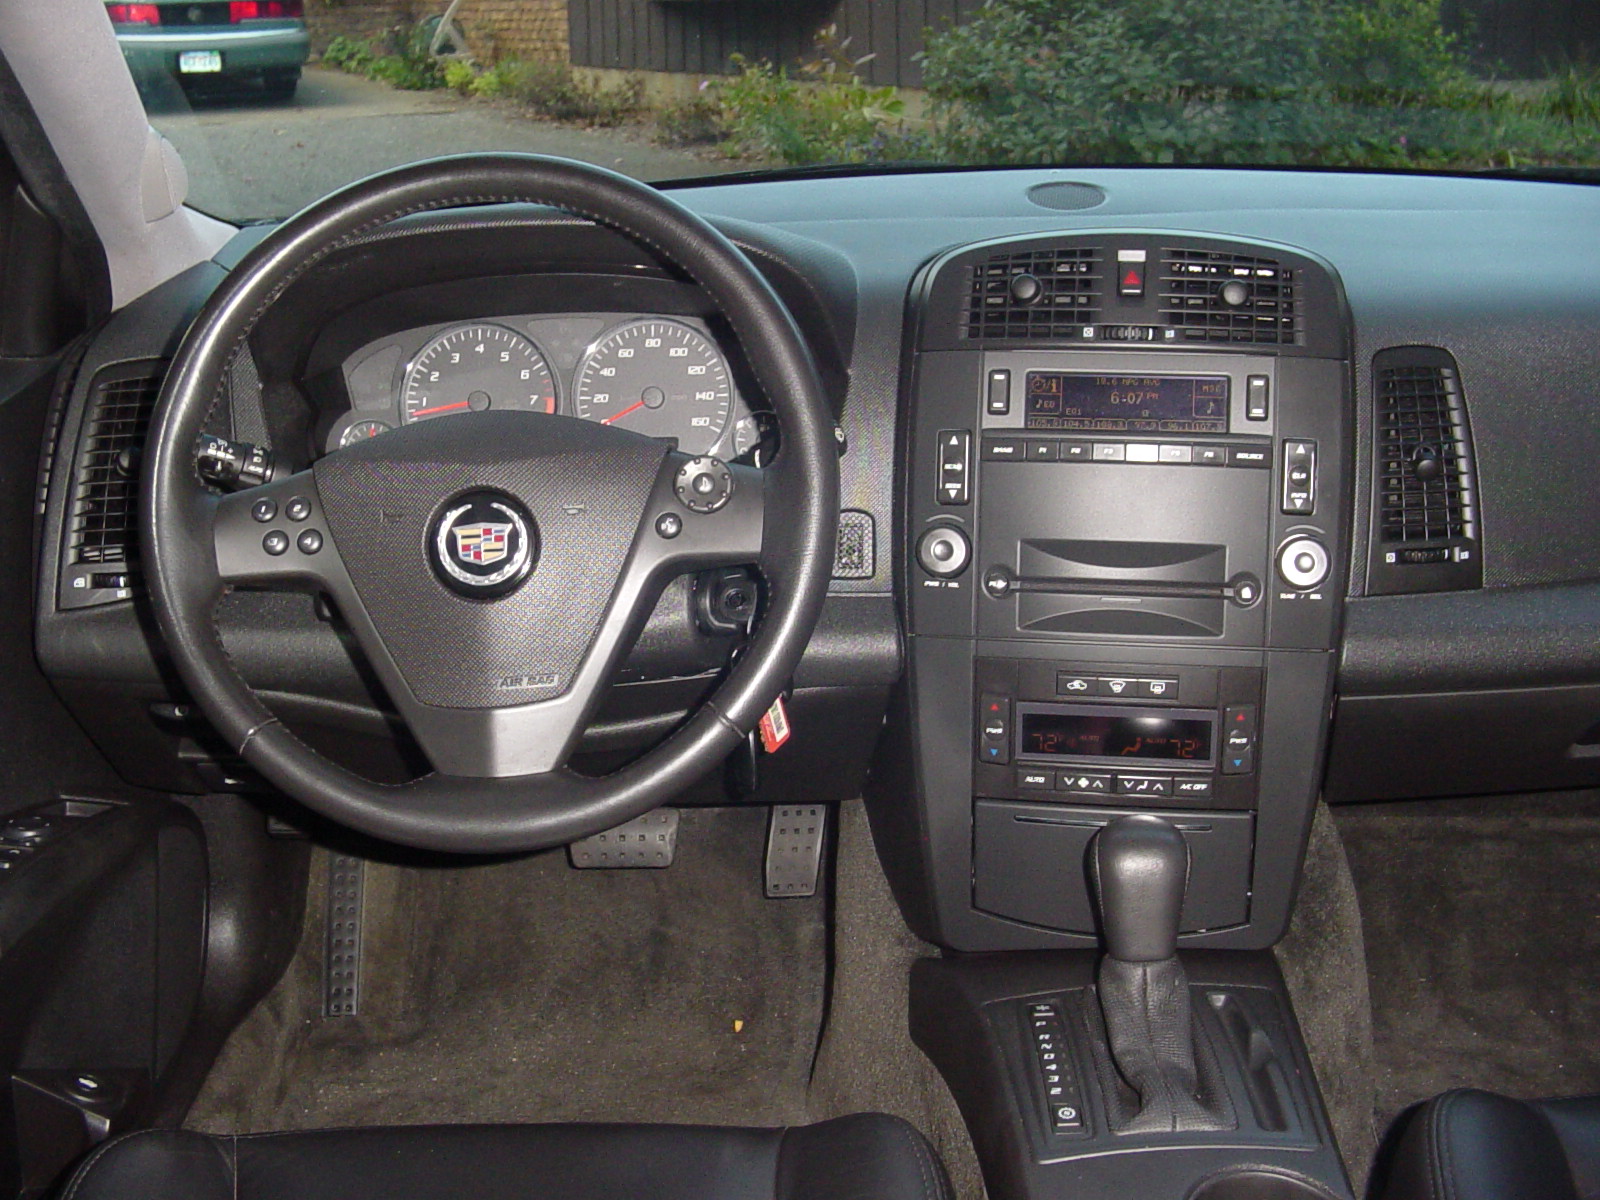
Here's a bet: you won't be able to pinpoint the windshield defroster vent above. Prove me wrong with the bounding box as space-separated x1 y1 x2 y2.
60 362 164 609
966 246 1102 339
1367 346 1481 596
1158 248 1299 344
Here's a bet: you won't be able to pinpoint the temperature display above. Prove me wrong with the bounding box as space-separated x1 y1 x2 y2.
1019 710 1214 764
1024 373 1229 434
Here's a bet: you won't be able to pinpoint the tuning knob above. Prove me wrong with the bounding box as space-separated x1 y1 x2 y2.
1277 536 1330 591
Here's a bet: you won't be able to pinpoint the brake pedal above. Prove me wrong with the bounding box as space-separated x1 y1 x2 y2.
568 808 679 868
765 805 826 897
323 854 365 1017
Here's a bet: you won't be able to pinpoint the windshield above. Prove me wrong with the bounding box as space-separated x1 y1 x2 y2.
118 0 1600 223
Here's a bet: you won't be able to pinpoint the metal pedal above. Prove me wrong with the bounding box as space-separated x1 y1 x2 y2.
765 805 826 898
323 854 364 1017
568 808 679 868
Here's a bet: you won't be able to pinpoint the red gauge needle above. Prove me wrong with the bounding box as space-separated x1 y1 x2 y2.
602 400 647 425
410 400 471 418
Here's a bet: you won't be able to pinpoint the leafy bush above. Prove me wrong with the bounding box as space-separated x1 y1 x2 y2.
320 23 443 91
474 61 643 125
1541 63 1600 124
442 58 478 95
710 26 908 165
655 91 722 148
916 0 1597 169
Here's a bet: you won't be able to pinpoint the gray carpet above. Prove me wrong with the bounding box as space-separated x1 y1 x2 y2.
1336 791 1600 1142
1274 800 1378 1197
187 802 984 1196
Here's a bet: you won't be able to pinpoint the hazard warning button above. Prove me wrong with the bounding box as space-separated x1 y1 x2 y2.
1116 249 1147 298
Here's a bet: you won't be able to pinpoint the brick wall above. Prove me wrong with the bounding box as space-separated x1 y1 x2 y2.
455 0 568 63
305 0 566 63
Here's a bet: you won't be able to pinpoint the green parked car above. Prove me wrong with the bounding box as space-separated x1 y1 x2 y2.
106 0 308 99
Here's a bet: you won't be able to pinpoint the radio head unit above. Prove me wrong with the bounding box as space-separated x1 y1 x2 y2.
1023 373 1230 436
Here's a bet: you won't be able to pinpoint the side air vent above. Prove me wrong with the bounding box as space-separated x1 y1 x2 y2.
966 246 1101 339
1367 346 1481 596
1158 248 1299 344
59 363 164 609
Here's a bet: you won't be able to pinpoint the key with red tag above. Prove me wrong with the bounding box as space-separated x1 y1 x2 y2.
758 694 791 753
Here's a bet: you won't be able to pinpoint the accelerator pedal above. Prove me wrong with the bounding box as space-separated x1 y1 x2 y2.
765 805 826 898
323 854 364 1017
568 808 679 868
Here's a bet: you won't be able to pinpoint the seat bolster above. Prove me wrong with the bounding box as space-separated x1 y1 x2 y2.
775 1113 953 1200
62 1129 235 1200
1536 1096 1600 1200
1387 1089 1579 1200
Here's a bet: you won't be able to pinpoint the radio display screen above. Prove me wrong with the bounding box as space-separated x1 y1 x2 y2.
1019 710 1214 764
1023 373 1230 434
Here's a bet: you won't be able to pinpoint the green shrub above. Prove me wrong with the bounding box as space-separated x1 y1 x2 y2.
321 35 374 74
480 61 642 125
320 23 443 90
711 25 907 165
655 91 723 147
916 0 1597 169
442 59 478 95
1541 63 1600 124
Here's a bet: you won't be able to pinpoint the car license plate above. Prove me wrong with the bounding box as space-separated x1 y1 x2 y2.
178 50 223 74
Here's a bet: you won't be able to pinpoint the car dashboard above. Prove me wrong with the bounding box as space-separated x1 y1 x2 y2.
28 166 1600 956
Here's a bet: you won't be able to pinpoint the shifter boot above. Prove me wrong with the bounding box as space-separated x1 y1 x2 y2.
1093 955 1234 1134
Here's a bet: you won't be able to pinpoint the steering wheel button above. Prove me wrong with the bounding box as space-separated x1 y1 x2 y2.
251 498 277 523
285 497 313 522
262 530 290 556
674 457 734 514
297 529 324 555
655 513 683 539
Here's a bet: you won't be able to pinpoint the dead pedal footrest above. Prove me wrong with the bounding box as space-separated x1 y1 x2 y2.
765 805 826 897
323 854 364 1017
568 808 680 868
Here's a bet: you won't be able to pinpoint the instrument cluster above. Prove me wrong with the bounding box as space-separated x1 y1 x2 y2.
327 313 759 459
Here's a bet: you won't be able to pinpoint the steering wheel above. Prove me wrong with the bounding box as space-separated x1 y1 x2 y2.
142 155 838 854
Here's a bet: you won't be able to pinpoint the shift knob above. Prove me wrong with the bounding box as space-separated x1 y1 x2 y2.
1092 815 1189 962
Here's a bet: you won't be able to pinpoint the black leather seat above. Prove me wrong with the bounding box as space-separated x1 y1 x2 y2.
1384 1088 1600 1200
61 1114 952 1200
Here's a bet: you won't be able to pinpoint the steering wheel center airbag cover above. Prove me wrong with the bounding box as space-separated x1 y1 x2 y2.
313 411 669 708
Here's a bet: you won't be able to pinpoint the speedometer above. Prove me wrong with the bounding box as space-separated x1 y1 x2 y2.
572 319 733 455
402 324 557 424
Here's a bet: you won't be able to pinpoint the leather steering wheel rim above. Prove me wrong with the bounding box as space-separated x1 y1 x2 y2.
142 154 838 854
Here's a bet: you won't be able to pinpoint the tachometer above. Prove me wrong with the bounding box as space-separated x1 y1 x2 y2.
572 319 733 454
402 325 556 424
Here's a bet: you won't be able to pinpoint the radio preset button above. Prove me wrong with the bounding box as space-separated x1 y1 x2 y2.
1193 445 1228 466
1125 443 1159 463
1027 440 1059 461
1159 444 1194 463
1092 443 1127 462
1060 441 1093 461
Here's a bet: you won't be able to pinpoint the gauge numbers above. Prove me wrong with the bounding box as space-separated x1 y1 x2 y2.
572 320 732 455
402 324 556 424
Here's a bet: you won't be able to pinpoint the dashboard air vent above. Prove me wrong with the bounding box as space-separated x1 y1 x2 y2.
60 363 163 607
1367 346 1481 595
1158 248 1299 344
966 246 1101 339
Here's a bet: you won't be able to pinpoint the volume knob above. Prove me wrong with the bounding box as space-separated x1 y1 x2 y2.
1277 536 1330 590
917 526 971 578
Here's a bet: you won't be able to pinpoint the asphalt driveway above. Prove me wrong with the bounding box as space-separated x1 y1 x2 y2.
146 66 735 223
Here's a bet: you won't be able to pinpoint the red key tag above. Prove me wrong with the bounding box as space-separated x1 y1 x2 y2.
758 694 791 753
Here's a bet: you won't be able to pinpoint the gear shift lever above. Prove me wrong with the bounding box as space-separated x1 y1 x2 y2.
1090 815 1228 1133
1094 814 1188 962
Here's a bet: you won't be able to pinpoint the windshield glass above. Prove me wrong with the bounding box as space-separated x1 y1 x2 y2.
119 0 1600 223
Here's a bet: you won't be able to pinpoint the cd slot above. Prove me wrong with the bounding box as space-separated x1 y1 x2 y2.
981 568 1260 607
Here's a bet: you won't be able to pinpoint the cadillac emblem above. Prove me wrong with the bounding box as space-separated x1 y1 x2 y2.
430 491 536 598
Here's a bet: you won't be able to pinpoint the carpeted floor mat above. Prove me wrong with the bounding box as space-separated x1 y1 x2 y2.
189 807 829 1131
186 802 986 1197
1336 791 1600 1139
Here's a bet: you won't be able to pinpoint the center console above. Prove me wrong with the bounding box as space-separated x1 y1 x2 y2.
870 231 1355 1200
873 230 1350 953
